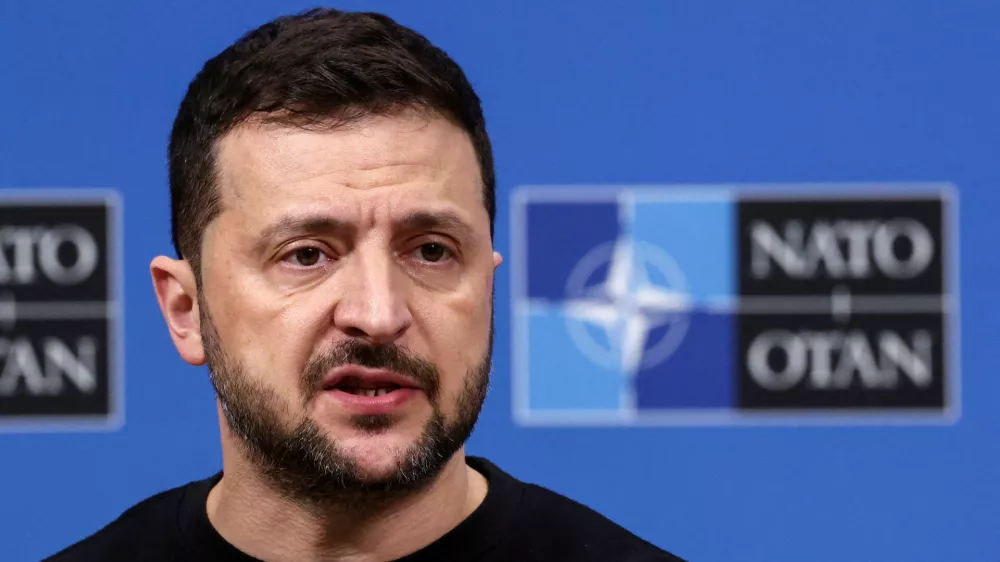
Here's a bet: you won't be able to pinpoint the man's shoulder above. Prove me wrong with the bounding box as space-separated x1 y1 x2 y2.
469 457 686 562
42 477 205 561
513 482 686 561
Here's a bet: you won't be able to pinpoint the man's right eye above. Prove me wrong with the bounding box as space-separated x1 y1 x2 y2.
287 247 324 267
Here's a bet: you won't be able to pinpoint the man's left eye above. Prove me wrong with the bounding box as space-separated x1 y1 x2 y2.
417 243 450 263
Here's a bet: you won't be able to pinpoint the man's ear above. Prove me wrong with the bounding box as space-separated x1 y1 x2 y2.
150 256 205 366
493 251 503 271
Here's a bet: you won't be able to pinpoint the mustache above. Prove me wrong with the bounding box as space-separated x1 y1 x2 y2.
301 339 441 399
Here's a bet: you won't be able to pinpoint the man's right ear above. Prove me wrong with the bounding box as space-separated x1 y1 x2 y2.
150 256 205 366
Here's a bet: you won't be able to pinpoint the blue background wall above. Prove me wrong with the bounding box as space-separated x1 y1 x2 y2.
2 1 998 560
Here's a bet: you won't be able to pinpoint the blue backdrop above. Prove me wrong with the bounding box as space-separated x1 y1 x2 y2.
2 1 998 561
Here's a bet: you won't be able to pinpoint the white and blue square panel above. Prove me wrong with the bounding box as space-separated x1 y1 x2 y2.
511 188 737 424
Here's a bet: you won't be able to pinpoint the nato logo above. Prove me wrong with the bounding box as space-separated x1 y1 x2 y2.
511 185 959 426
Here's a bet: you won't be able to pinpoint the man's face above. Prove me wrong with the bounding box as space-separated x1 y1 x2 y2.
197 110 500 498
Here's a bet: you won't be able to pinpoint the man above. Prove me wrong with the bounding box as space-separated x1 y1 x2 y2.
48 8 684 562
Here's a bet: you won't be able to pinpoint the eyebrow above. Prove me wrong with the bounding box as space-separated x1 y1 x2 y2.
252 215 355 256
251 210 476 255
395 210 476 241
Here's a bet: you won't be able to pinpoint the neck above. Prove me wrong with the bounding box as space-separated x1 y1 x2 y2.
207 432 488 562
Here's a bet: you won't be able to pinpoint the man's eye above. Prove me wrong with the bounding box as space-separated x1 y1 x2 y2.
418 243 450 263
289 247 323 267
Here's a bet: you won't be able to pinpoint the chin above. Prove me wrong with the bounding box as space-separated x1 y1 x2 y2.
343 441 417 480
325 418 423 467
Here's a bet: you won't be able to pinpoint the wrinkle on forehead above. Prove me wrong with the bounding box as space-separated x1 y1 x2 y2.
214 110 482 207
203 110 491 270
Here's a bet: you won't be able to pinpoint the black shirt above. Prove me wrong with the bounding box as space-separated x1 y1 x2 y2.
45 457 685 561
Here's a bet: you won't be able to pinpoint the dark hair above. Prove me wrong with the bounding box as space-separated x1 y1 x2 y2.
168 8 495 274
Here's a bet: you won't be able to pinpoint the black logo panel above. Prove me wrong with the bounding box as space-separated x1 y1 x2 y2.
0 197 117 421
738 312 945 409
735 194 951 413
0 319 111 416
738 198 944 297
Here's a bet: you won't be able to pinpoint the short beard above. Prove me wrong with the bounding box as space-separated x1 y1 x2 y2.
200 302 492 514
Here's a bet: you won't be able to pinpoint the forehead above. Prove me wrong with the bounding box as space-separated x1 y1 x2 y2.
212 110 485 229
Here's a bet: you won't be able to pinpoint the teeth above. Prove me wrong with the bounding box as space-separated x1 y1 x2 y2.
337 386 395 397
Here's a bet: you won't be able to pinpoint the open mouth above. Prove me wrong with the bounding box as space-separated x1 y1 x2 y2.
321 368 421 415
332 377 406 397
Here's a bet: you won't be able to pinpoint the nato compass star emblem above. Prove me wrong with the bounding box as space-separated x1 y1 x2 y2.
562 235 691 377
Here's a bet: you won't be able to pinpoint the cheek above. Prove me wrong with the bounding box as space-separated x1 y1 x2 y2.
207 286 326 399
419 277 494 399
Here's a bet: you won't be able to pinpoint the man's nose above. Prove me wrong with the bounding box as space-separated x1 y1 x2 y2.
332 248 412 345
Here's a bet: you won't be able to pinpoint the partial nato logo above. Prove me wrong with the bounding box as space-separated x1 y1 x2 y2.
511 185 958 425
0 190 122 431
